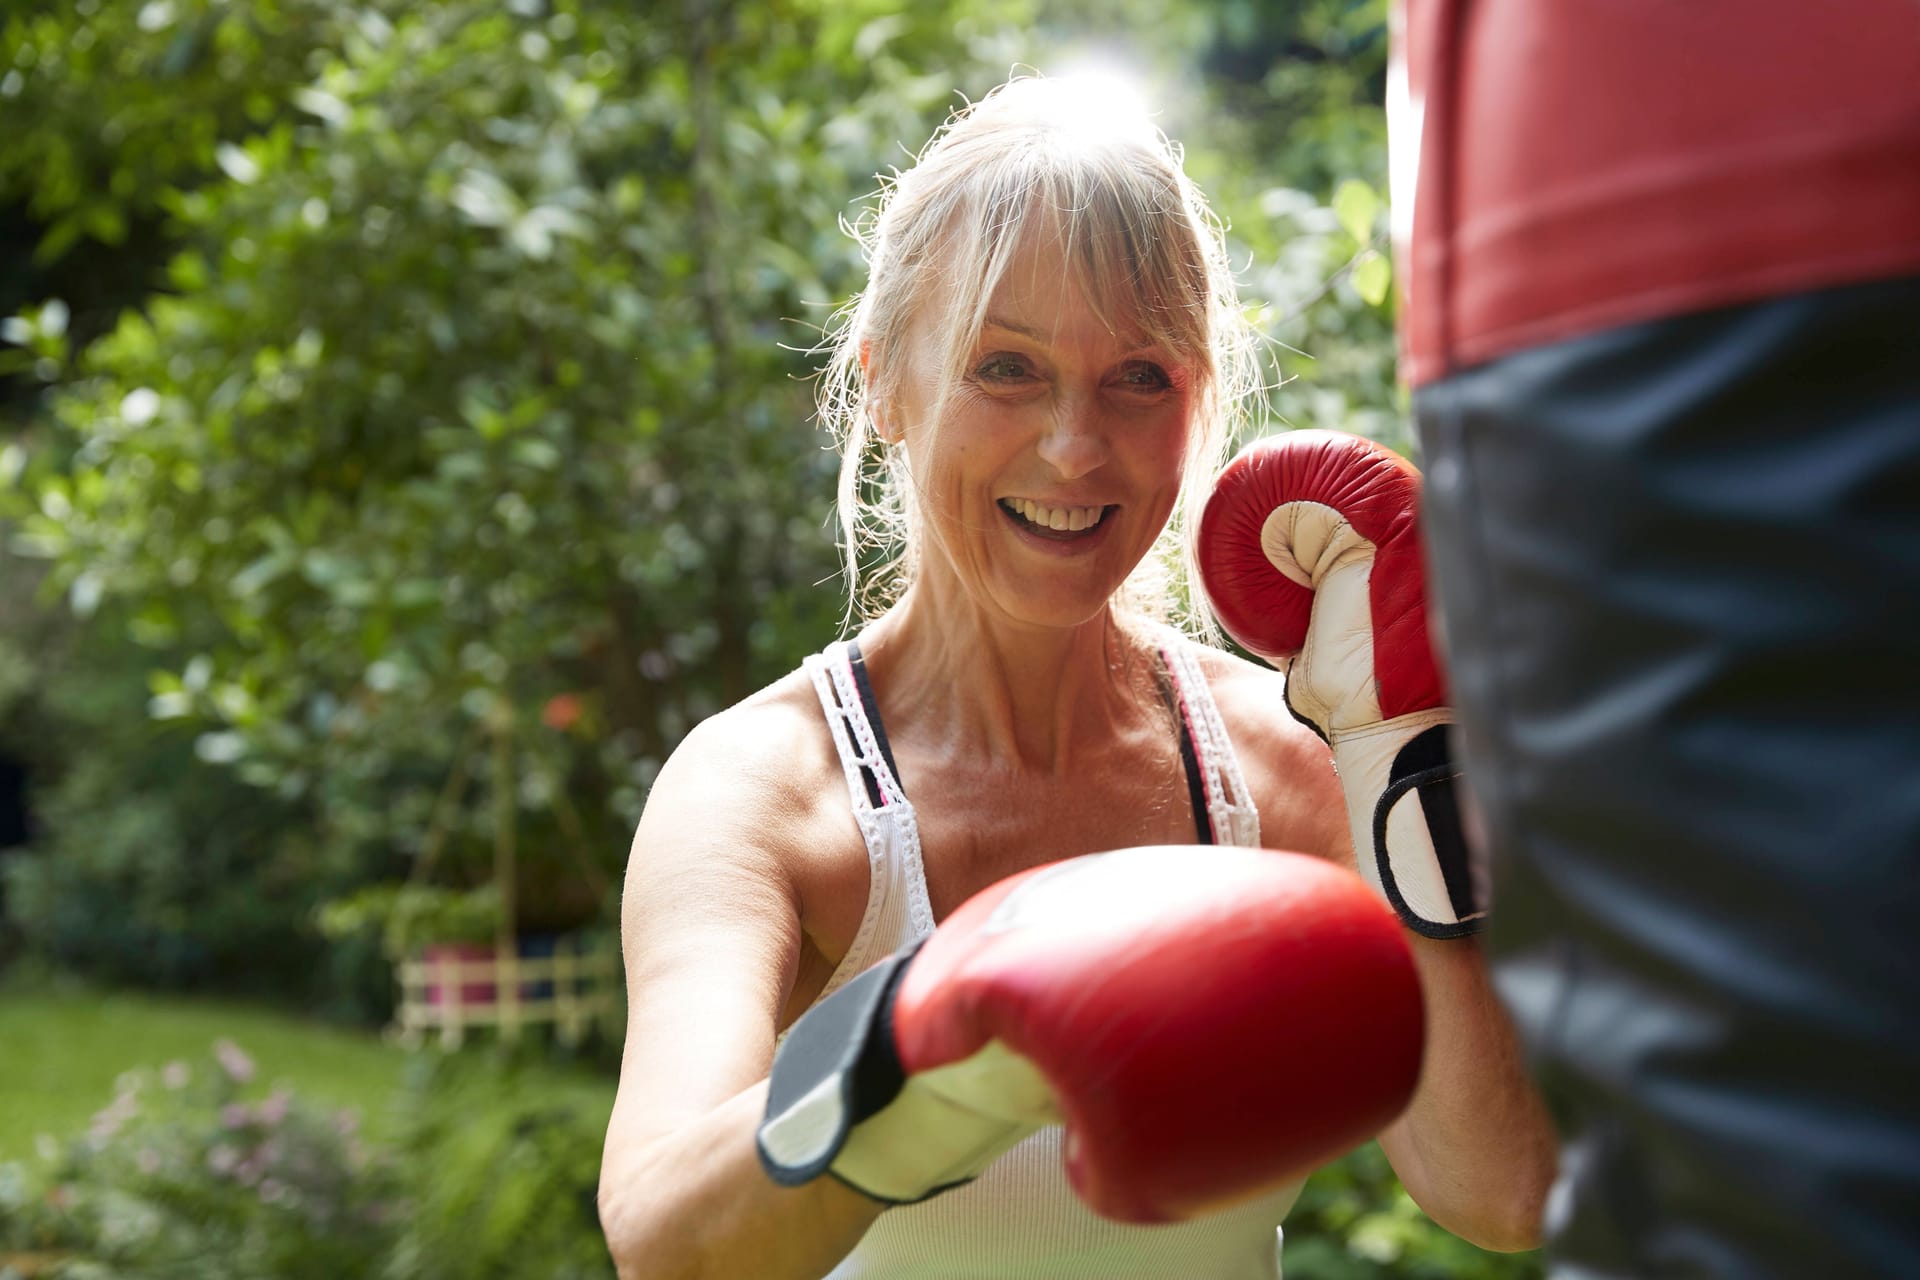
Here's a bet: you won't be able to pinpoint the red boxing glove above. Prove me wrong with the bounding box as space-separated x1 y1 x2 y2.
1196 429 1484 938
757 846 1423 1224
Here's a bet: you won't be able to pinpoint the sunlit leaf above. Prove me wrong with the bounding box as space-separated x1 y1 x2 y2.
1333 177 1380 245
1352 250 1392 306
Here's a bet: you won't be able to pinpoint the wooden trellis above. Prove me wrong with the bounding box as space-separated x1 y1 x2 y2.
392 934 620 1050
390 714 623 1050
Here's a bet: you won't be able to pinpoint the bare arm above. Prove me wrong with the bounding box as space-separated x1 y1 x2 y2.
1215 655 1557 1252
597 713 886 1280
1304 747 1555 1251
601 1081 882 1280
1376 934 1557 1252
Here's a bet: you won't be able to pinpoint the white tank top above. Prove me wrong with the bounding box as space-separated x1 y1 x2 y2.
798 633 1303 1279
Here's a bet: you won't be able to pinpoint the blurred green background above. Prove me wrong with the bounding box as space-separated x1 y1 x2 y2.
0 0 1537 1276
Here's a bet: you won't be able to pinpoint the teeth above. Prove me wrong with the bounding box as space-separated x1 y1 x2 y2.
1005 500 1107 532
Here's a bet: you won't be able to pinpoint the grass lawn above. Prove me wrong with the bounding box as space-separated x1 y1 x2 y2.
0 979 616 1158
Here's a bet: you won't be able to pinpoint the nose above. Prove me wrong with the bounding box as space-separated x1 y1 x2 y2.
1036 393 1111 481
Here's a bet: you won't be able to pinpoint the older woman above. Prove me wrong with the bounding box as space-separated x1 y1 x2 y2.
596 76 1554 1280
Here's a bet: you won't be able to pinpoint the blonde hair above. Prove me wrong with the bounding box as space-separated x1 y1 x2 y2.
816 75 1259 633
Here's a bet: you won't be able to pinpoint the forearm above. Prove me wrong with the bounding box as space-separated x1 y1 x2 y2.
1380 934 1557 1252
599 1079 886 1280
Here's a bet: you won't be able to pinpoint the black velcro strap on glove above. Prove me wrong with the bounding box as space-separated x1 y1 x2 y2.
1373 724 1484 939
757 940 921 1188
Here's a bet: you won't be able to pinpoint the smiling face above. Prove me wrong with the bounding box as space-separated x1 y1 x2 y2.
823 77 1252 630
883 226 1198 630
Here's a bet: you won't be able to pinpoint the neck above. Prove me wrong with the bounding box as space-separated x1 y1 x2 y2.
857 575 1161 775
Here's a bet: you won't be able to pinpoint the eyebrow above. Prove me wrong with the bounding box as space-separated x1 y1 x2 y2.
982 313 1162 355
983 314 1045 341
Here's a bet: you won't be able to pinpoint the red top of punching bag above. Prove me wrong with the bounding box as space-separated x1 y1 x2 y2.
1391 0 1920 385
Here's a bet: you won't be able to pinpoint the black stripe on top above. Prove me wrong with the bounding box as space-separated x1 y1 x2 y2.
1161 653 1216 846
845 640 1213 845
846 642 903 809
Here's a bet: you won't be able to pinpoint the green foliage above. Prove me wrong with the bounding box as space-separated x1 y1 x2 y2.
1183 0 1405 450
2 0 1412 947
0 299 70 387
1287 1143 1544 1278
0 1038 618 1280
0 586 390 1017
0 0 360 266
0 1041 396 1279
3 0 1408 891
0 983 618 1161
317 882 503 958
375 1054 613 1280
6 0 1020 907
0 1056 1535 1280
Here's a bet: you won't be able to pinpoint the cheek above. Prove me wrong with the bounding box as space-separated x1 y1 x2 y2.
919 430 975 488
914 406 1016 488
903 427 984 526
1132 410 1196 488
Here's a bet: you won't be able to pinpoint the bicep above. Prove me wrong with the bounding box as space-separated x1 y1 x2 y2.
1242 714 1352 865
1199 655 1352 862
604 765 803 1163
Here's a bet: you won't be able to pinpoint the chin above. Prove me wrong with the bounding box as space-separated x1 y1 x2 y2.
991 577 1127 632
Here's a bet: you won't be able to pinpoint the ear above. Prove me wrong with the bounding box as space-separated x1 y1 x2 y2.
860 339 901 444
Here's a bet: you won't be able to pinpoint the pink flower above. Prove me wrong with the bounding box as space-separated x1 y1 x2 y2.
88 1092 139 1143
257 1089 291 1127
220 1103 252 1130
213 1038 256 1084
207 1145 240 1176
162 1060 191 1090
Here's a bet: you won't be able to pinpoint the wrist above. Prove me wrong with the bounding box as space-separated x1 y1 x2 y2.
1327 710 1485 938
832 1041 1053 1202
759 942 1051 1206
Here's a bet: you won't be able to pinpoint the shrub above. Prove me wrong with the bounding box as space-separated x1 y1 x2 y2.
0 1042 618 1280
1285 1141 1546 1279
376 1053 614 1280
0 1041 396 1279
0 608 395 1023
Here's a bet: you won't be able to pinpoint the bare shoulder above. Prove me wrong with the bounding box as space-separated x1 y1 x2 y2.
629 665 847 901
1182 641 1321 775
616 663 855 1033
651 669 839 827
1185 642 1351 863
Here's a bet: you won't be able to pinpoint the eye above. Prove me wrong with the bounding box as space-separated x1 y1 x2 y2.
974 353 1033 382
1115 361 1174 392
